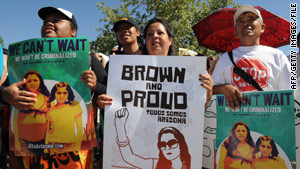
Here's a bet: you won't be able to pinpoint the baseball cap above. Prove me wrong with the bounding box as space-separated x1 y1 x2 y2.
38 7 78 30
234 5 263 26
113 17 139 32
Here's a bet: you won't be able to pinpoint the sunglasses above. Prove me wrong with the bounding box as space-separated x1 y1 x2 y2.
158 139 178 150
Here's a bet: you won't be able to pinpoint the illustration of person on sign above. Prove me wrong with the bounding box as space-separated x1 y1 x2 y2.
252 136 287 169
218 121 255 169
114 108 191 169
45 82 83 153
13 70 50 156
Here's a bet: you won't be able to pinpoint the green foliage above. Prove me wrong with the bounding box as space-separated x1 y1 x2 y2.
0 36 4 47
92 0 239 57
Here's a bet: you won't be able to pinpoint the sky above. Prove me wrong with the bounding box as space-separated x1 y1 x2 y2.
0 0 299 56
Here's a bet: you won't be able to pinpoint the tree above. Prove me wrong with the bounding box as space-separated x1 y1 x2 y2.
0 36 3 47
92 0 239 57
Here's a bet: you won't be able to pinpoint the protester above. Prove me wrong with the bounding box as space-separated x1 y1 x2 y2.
0 48 9 169
90 52 109 68
103 17 145 74
0 48 8 86
212 5 291 110
0 48 25 169
1 6 107 169
97 16 213 108
112 17 144 55
109 45 119 55
218 121 255 169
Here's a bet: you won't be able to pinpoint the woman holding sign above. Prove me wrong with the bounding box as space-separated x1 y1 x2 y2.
97 16 213 108
14 70 50 156
218 121 255 169
115 107 191 169
252 136 287 169
45 82 83 153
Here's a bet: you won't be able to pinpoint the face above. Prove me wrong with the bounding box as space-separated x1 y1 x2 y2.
116 23 140 46
55 86 69 104
159 133 180 161
145 22 172 56
235 125 248 142
234 12 265 44
25 74 40 92
111 46 118 55
41 13 76 38
259 140 272 158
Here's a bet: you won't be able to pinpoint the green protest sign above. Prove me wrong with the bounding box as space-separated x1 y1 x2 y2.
7 37 97 156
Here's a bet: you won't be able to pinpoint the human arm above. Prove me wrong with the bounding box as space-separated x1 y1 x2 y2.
199 73 213 107
0 80 37 110
90 54 107 97
80 70 97 92
213 84 245 110
115 108 154 168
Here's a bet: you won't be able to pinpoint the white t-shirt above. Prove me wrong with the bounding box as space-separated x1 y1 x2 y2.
212 45 292 92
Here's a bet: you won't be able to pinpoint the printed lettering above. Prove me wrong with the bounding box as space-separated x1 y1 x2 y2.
121 65 186 83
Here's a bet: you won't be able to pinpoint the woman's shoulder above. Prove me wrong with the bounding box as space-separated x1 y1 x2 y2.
274 156 286 164
70 100 80 107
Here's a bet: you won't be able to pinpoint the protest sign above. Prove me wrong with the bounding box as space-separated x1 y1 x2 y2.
7 37 97 156
203 89 300 169
103 54 207 169
215 90 296 169
202 96 217 169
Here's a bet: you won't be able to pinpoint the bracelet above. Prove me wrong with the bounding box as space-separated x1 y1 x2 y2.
116 136 130 147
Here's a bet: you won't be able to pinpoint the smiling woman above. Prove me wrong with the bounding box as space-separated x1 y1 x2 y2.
218 121 255 169
252 136 288 169
45 82 83 153
13 70 50 156
112 17 144 55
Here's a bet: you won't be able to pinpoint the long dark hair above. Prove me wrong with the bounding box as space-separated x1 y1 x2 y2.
22 70 50 97
254 136 279 159
156 127 191 169
48 82 75 105
224 121 255 152
143 16 176 56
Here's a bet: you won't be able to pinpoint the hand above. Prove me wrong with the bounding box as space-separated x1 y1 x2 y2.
115 108 129 124
199 73 213 106
114 108 129 142
2 80 37 110
96 94 113 109
80 70 97 91
214 84 244 110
